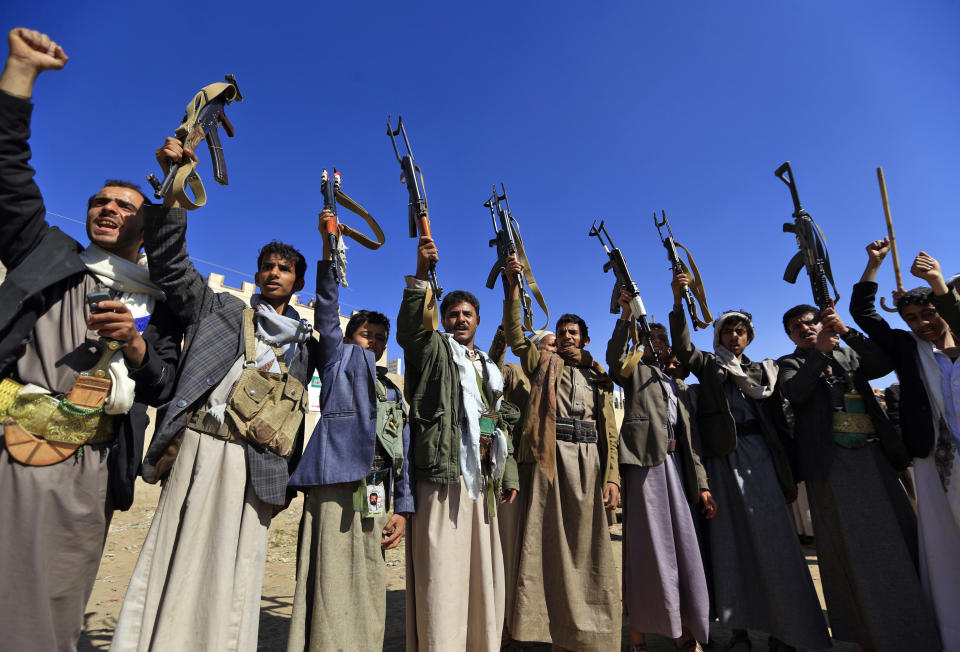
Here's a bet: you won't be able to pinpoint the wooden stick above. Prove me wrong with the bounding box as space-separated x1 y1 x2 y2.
877 167 903 292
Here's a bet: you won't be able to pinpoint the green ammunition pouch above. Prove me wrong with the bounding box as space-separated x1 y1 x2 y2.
374 376 407 478
0 377 116 446
221 310 306 457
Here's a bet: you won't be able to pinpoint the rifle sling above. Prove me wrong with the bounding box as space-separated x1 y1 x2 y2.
334 189 386 250
512 220 550 333
674 241 714 330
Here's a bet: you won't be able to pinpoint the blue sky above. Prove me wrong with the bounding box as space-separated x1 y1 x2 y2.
6 2 959 378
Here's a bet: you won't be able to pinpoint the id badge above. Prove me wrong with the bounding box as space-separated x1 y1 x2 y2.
365 481 385 516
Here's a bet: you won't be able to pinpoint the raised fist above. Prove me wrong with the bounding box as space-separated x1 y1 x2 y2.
7 28 68 73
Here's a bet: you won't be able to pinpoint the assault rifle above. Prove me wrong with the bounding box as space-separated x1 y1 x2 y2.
776 162 839 312
148 75 243 210
387 116 441 304
589 221 660 372
654 211 713 330
484 184 549 332
319 168 385 287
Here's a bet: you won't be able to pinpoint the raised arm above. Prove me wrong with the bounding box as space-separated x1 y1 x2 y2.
314 215 345 367
911 251 960 336
669 273 708 374
502 254 540 376
0 29 68 269
396 236 439 357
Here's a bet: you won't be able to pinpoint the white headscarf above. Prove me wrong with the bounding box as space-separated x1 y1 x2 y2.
713 311 778 400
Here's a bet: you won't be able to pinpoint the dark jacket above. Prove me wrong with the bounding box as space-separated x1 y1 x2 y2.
140 206 318 506
396 285 518 490
607 319 708 504
288 260 414 513
669 305 796 497
0 91 180 510
850 281 960 458
777 331 908 482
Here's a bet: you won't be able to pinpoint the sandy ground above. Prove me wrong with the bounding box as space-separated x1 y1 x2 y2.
80 479 855 652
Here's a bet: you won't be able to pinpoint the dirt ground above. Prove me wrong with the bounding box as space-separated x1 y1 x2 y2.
80 480 854 652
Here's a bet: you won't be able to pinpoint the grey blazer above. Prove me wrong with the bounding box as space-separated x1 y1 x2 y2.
607 320 708 503
140 206 318 505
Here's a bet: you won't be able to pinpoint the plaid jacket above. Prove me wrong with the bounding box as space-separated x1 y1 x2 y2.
141 206 318 506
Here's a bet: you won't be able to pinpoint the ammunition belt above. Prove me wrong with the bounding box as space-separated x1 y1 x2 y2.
0 378 116 446
556 417 598 444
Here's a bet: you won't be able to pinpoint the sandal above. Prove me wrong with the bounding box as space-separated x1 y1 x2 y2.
676 638 704 652
628 645 649 652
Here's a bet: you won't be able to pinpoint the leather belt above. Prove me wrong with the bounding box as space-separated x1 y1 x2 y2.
555 417 598 444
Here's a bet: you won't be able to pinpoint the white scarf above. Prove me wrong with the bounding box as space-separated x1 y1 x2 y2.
250 294 314 365
442 334 508 501
713 311 778 400
910 333 960 529
79 245 165 415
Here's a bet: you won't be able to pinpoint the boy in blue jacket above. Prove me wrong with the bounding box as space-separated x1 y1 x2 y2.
286 211 414 652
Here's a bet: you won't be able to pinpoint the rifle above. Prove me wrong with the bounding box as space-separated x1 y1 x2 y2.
387 116 441 329
484 184 549 332
654 210 713 330
589 220 660 374
776 162 839 312
319 168 385 287
147 75 243 210
876 167 903 312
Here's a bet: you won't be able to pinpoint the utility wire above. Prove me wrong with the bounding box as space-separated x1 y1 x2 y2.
44 210 366 311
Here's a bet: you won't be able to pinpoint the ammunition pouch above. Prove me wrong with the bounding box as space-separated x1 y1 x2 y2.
221 310 306 457
375 377 407 478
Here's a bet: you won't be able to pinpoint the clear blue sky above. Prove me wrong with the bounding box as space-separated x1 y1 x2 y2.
6 2 959 378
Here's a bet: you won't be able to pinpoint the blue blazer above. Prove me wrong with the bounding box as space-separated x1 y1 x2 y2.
289 261 414 513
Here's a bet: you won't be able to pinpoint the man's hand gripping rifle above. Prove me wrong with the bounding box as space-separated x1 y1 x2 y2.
147 75 243 210
388 116 441 329
776 161 839 312
655 210 713 330
484 184 549 333
589 221 659 375
319 168 386 287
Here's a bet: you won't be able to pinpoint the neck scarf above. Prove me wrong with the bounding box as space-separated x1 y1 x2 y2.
250 294 313 365
441 334 508 501
911 333 960 528
79 245 165 415
712 311 778 400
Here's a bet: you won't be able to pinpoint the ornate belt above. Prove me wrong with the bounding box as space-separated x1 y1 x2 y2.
555 417 598 444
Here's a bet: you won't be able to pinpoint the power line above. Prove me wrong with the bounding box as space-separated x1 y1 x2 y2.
44 210 365 310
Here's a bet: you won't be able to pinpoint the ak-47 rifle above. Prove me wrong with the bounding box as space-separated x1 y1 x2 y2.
148 75 243 210
387 116 442 329
776 162 839 312
484 184 549 333
319 168 385 287
654 210 713 330
589 220 659 374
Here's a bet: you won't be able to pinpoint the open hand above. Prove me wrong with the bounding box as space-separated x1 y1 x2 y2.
499 488 518 504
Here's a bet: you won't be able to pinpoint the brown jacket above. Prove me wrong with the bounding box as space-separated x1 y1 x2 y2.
607 319 708 503
503 299 619 486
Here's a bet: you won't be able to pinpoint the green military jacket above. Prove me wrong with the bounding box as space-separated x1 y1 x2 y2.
396 286 519 491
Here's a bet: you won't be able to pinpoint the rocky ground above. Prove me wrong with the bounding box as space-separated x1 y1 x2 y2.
80 480 854 651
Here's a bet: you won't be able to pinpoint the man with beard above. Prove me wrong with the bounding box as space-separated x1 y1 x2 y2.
0 28 180 652
671 273 829 652
111 138 318 652
608 289 715 652
851 241 960 651
285 214 414 652
398 236 519 651
500 254 621 652
778 302 940 651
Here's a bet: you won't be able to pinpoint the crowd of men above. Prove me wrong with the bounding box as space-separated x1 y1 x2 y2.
1 26 958 652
